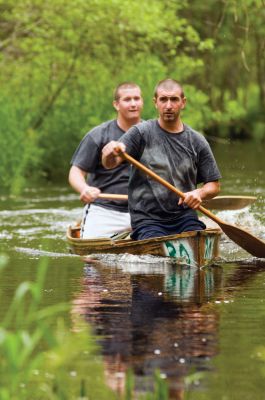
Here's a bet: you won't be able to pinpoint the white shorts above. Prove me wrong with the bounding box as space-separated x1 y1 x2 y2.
81 204 131 239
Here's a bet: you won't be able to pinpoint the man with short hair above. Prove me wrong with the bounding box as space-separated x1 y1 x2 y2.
102 78 221 240
69 82 143 238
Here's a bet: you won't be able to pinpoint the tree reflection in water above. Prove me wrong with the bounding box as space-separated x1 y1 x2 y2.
71 262 224 399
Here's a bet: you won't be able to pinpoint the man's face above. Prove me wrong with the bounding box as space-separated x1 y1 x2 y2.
113 88 143 121
154 87 186 123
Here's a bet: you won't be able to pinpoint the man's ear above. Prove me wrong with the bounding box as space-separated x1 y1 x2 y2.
181 97 187 110
153 97 157 108
113 100 119 112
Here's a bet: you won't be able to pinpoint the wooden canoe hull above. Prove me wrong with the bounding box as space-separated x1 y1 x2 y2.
67 226 221 267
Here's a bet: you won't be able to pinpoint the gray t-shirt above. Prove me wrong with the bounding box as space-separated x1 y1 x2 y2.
71 119 129 212
120 120 221 227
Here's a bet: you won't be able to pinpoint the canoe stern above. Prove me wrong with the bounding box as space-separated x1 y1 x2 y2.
162 229 221 267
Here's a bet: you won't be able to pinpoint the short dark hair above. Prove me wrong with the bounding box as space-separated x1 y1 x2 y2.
113 82 141 101
154 79 184 99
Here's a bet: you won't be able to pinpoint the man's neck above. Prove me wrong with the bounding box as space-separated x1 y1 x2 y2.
117 116 140 132
158 117 184 133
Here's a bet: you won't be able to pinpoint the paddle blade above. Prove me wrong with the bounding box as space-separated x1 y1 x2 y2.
202 195 257 210
220 222 265 258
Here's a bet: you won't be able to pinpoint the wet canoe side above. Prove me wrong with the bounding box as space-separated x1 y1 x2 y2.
67 226 222 267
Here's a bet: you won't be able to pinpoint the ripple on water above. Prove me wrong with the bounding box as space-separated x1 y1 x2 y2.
14 246 78 258
0 207 81 217
1 199 264 266
0 231 13 240
83 253 197 275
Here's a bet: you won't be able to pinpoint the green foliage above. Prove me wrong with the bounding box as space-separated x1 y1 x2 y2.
153 370 169 400
0 256 170 399
125 368 134 400
0 96 42 194
0 0 264 192
0 258 115 399
182 85 213 131
124 368 168 400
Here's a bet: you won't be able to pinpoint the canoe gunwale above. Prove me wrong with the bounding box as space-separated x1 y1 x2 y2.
66 225 221 246
66 225 221 267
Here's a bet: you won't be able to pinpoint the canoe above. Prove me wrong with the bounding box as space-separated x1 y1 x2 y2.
67 225 222 267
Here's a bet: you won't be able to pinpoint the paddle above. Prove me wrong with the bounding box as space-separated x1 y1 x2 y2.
98 194 256 210
117 150 265 258
202 195 256 210
98 193 128 200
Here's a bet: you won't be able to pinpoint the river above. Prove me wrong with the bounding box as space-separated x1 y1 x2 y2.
0 141 264 399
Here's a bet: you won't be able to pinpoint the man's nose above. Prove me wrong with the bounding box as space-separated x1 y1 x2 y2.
130 98 136 106
165 99 172 108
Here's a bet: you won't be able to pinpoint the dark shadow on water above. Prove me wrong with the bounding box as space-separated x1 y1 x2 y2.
72 263 225 399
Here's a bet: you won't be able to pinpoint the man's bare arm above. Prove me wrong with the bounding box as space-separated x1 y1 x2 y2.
102 141 126 169
178 181 221 209
69 165 100 203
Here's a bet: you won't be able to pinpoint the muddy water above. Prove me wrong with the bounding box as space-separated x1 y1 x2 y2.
0 141 264 399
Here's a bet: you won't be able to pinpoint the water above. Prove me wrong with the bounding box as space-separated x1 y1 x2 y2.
0 141 264 399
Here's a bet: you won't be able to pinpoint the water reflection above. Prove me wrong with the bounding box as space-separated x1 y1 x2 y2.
221 259 265 297
72 263 224 398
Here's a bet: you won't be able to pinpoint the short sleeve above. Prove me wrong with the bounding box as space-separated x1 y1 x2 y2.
70 133 100 173
197 143 222 184
120 125 145 160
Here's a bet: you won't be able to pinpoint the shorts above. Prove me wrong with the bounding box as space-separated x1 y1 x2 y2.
81 204 131 239
131 215 206 241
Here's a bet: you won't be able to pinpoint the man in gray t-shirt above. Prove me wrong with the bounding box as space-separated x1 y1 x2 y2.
102 79 221 240
69 82 143 238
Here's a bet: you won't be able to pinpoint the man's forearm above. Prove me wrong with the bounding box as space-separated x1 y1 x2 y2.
179 181 220 209
69 165 101 203
198 181 221 200
69 166 87 194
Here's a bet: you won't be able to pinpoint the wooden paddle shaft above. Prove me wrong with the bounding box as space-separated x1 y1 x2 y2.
98 193 128 200
98 193 256 210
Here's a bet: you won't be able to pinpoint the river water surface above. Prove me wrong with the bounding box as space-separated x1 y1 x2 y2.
0 141 265 399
